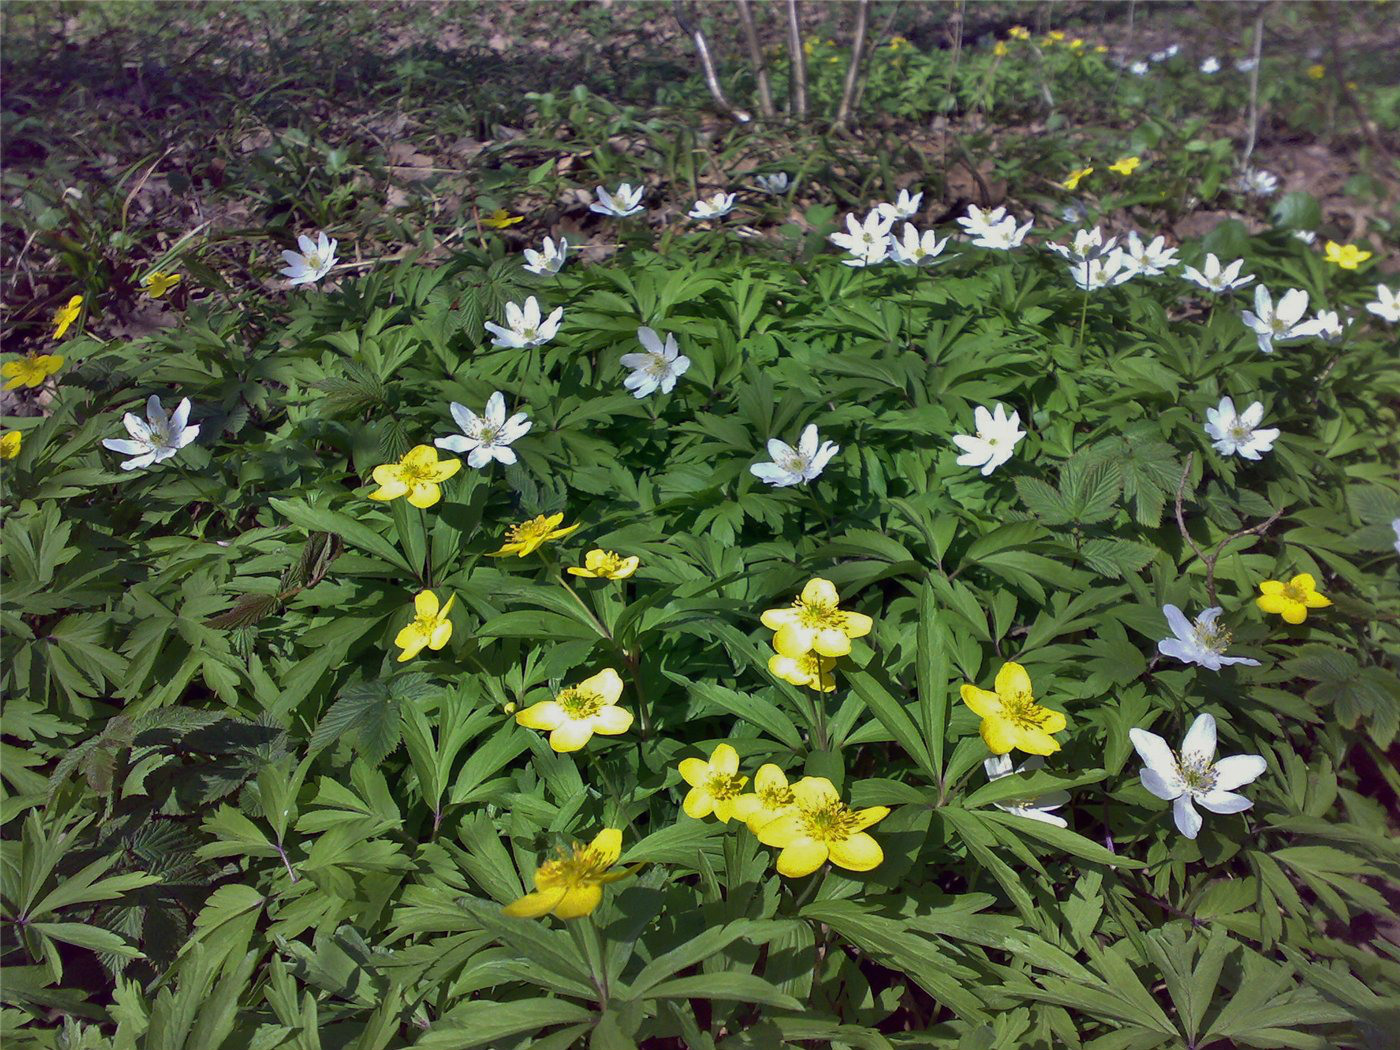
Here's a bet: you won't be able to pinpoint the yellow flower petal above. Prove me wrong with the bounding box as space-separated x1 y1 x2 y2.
959 684 1002 718
678 758 710 786
829 832 883 871
994 661 1032 698
552 884 603 919
580 668 624 705
588 829 623 866
711 743 740 776
515 701 566 731
777 840 828 877
549 721 594 752
590 706 633 735
683 786 715 819
503 887 567 918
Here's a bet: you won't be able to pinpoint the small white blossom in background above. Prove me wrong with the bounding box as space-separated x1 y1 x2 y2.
953 403 1026 477
1149 44 1179 63
750 424 839 487
1292 229 1317 245
1233 168 1279 197
1200 56 1221 74
1061 202 1088 225
1392 518 1400 555
280 231 338 286
102 395 200 472
1182 253 1254 293
1130 60 1149 76
1309 310 1344 344
982 755 1069 828
435 392 531 468
688 192 736 221
1048 226 1116 264
1236 57 1258 73
1129 713 1266 840
619 327 691 399
589 183 645 217
1204 396 1280 460
1121 232 1179 277
829 210 894 267
755 173 790 194
889 224 949 267
1241 286 1317 353
484 296 563 349
522 236 568 276
1366 284 1400 323
958 205 1032 250
1069 251 1134 292
1158 605 1260 671
877 188 923 222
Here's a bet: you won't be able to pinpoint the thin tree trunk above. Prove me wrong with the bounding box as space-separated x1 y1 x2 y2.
675 2 752 123
735 0 775 119
785 0 807 121
833 0 870 131
1241 6 1266 168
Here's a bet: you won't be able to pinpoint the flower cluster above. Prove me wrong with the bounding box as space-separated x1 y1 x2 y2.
761 578 872 693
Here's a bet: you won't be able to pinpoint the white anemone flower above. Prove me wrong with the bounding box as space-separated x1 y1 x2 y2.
1129 713 1266 840
1048 226 1116 264
280 231 338 286
1365 284 1400 323
1204 396 1280 460
688 192 736 221
1292 229 1317 245
484 296 564 349
1069 250 1134 291
755 173 790 194
435 392 531 468
1157 605 1260 671
983 755 1070 828
102 395 200 472
1182 253 1254 293
1233 168 1279 197
829 210 894 267
1235 58 1258 73
1121 232 1179 277
522 236 568 276
590 183 645 217
1130 60 1149 76
969 214 1033 251
750 424 839 487
953 403 1025 476
619 327 691 398
1393 519 1400 556
889 224 949 266
1309 309 1344 344
956 205 1007 238
1200 57 1221 74
877 188 924 221
1241 286 1315 353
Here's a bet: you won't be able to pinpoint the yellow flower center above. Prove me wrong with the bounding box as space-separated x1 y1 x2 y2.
1193 621 1231 652
704 771 747 801
305 252 324 271
1000 688 1051 729
1281 582 1306 603
535 843 612 890
397 459 439 485
557 687 605 719
759 783 795 809
507 516 555 544
794 598 847 633
592 552 628 576
643 353 671 378
798 800 859 844
1177 753 1218 793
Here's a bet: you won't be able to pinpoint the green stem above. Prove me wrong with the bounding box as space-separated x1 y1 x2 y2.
1074 283 1090 347
420 505 433 588
555 571 651 740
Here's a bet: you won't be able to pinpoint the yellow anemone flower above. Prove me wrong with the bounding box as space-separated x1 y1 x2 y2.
1048 30 1066 41
1322 241 1372 270
756 776 888 877
515 668 631 752
368 445 461 508
1008 26 1030 41
143 272 183 298
994 41 1009 58
1 431 21 460
1069 38 1085 50
1062 166 1094 190
679 743 749 823
888 35 908 51
1108 156 1141 175
3 353 64 391
1094 45 1108 54
567 548 639 579
489 512 581 557
760 578 873 660
394 590 455 662
51 295 83 340
960 661 1067 756
1257 573 1331 625
503 828 630 920
767 650 837 693
1306 64 1325 80
482 209 524 229
732 764 798 832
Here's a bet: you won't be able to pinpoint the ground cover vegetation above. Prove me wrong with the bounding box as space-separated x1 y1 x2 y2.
2 2 1399 1048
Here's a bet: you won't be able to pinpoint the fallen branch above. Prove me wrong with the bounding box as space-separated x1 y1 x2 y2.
675 2 752 124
